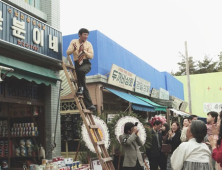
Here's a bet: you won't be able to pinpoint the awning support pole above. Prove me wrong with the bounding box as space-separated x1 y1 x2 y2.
167 108 170 125
129 102 132 114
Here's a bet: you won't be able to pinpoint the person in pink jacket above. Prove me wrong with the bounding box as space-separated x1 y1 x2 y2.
208 111 222 169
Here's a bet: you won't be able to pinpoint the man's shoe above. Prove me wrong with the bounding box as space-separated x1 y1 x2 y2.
76 87 83 95
86 105 96 111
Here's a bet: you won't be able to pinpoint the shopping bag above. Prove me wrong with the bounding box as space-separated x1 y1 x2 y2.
161 144 172 153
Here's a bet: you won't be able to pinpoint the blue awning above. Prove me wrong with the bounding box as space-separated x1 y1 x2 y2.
105 87 155 112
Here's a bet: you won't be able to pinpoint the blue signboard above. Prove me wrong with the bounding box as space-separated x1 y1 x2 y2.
0 1 62 61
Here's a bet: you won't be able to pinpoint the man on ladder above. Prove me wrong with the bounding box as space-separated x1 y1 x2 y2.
66 28 96 111
63 28 116 170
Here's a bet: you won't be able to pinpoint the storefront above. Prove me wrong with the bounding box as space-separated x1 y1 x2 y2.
0 1 62 169
60 30 187 159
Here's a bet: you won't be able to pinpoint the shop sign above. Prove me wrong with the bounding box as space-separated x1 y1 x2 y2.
203 103 222 113
159 88 169 100
172 97 182 110
180 101 188 111
0 1 62 61
135 76 151 96
150 88 160 98
108 64 136 91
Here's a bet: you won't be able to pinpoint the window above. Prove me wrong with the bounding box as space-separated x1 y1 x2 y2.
35 0 40 10
24 0 40 10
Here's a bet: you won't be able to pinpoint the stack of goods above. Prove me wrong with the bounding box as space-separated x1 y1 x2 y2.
15 139 34 157
0 140 12 158
9 106 34 117
29 156 89 170
0 140 7 157
11 123 38 137
0 120 8 137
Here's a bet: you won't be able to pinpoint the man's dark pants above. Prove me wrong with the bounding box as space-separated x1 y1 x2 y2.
148 152 166 170
75 59 93 108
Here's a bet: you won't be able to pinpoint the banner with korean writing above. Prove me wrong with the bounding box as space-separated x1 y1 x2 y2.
172 97 182 110
108 64 136 91
159 88 169 100
203 103 222 113
150 88 160 98
180 101 188 111
135 76 151 96
0 1 62 61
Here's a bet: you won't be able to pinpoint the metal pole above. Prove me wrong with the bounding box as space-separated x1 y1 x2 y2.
0 66 14 81
54 80 62 144
185 41 192 113
0 66 14 71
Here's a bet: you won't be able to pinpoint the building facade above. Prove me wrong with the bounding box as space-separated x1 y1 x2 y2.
176 72 222 118
3 0 60 30
60 30 186 156
0 0 62 168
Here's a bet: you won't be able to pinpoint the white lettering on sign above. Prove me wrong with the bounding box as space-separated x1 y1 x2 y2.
11 17 26 39
151 88 160 98
108 64 136 91
0 11 3 31
49 34 58 52
33 28 44 46
135 76 151 96
159 88 169 100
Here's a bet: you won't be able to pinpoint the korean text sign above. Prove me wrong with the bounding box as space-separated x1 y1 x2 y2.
180 101 188 111
0 1 62 61
151 88 160 98
159 88 169 100
108 64 136 91
203 103 222 113
135 76 151 96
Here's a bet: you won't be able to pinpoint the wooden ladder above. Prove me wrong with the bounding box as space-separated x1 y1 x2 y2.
62 55 115 170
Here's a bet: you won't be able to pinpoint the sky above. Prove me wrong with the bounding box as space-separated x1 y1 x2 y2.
60 0 222 73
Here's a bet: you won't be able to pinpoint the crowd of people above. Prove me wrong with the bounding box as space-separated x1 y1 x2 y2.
120 111 222 170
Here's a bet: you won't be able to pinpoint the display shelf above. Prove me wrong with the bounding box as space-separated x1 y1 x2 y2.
11 156 38 158
0 116 8 119
10 136 39 138
0 137 9 139
0 103 44 169
9 115 39 118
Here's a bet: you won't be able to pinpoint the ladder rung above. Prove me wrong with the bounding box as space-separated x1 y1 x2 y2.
97 141 105 145
77 95 84 98
102 157 112 162
83 109 92 114
70 78 77 83
89 125 98 129
65 64 75 70
62 56 115 170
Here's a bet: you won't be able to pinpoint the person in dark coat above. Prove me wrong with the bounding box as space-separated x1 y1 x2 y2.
146 120 166 170
166 121 181 170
